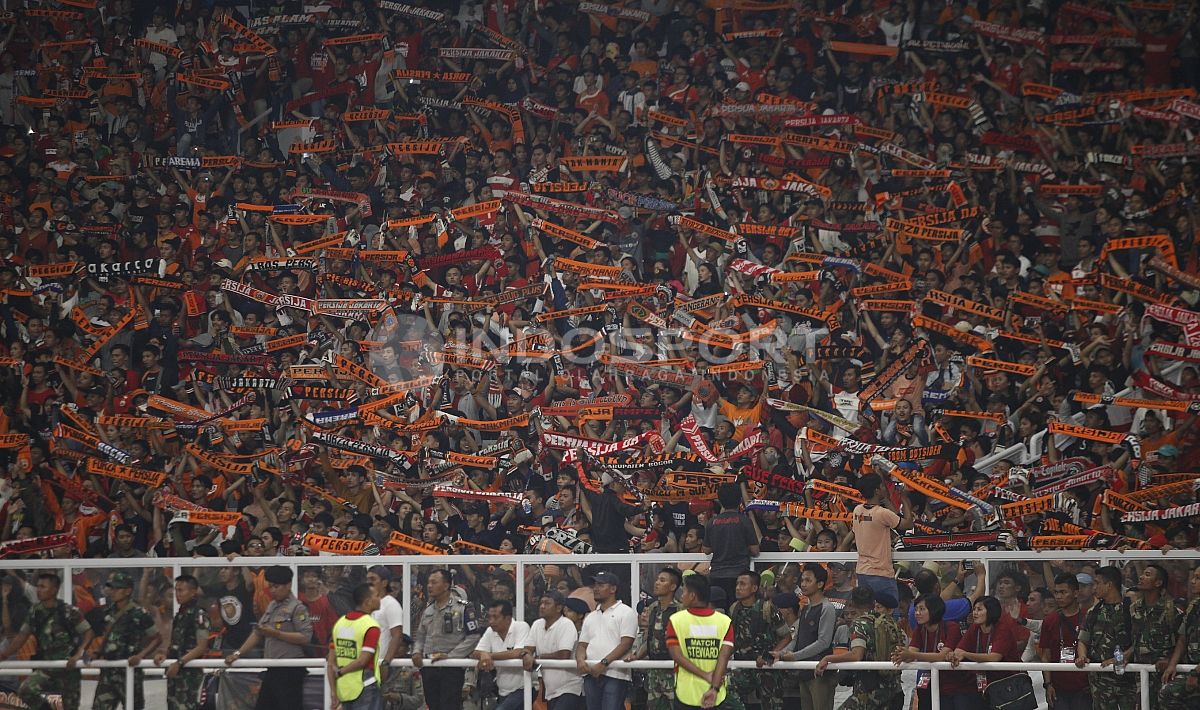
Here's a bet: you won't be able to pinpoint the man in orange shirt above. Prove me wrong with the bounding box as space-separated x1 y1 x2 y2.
717 380 767 441
849 465 914 609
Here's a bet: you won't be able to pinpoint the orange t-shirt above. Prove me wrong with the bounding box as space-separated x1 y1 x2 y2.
851 504 900 577
718 398 765 441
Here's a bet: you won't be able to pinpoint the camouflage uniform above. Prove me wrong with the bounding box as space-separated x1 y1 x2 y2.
166 598 210 710
93 601 157 710
839 611 904 710
16 602 91 710
1079 600 1137 710
1159 599 1200 710
1131 594 1179 710
642 599 681 710
382 664 424 710
729 599 788 710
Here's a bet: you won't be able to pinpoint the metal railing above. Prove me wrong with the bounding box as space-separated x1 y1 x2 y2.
8 548 1200 622
3 550 1197 709
0 657 1193 710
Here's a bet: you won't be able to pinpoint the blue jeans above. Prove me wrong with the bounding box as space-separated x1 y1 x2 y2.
548 694 583 710
856 573 899 599
583 675 629 710
496 690 524 710
343 683 383 710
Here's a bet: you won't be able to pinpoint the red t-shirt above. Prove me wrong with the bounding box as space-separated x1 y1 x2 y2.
958 620 1022 684
1138 31 1183 87
1037 610 1088 693
913 621 973 694
303 593 339 648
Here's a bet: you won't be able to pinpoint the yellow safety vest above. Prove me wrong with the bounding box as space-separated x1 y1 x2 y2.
669 608 731 707
332 612 382 702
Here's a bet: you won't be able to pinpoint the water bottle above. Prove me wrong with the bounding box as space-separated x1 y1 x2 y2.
1113 646 1126 675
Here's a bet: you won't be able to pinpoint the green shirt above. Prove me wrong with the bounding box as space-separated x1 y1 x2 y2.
18 602 91 660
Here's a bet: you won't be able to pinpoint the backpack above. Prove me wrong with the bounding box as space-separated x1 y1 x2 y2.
846 612 904 691
872 613 906 664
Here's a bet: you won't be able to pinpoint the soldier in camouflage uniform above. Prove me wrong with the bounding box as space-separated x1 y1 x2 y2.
817 587 904 710
1131 564 1178 710
0 573 93 710
154 575 211 710
1076 565 1137 710
94 571 161 710
728 571 791 710
629 569 683 710
1159 566 1200 710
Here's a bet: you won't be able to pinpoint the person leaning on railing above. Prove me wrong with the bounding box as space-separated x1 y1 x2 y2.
94 571 160 710
951 596 1033 710
1130 563 1179 710
1037 573 1090 710
625 567 682 710
1075 566 1137 710
1159 566 1200 710
153 575 210 710
225 565 315 710
0 572 93 710
411 569 482 710
774 564 838 710
523 590 584 710
892 594 971 710
815 587 906 710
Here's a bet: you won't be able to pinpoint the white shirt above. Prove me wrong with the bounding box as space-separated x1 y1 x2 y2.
474 620 530 696
578 601 638 681
372 594 405 665
526 616 583 699
144 26 178 70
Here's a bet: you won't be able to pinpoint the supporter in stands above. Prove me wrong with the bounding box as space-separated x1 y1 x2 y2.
1 4 1200 708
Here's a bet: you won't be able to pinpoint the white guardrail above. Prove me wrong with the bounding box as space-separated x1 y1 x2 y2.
1 551 1198 710
0 658 1193 710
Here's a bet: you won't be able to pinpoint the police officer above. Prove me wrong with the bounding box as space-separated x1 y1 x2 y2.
0 573 93 710
154 575 210 710
1131 564 1178 710
226 565 315 710
94 571 161 710
327 582 384 710
1076 565 1137 710
411 569 482 710
627 568 682 710
666 574 734 710
1159 566 1200 710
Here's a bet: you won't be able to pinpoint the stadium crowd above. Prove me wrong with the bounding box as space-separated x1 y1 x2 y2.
1 0 1200 709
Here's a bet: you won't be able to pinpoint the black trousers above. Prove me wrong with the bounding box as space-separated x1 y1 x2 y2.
255 667 306 710
421 667 466 710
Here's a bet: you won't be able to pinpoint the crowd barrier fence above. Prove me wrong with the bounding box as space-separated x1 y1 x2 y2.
2 550 1198 710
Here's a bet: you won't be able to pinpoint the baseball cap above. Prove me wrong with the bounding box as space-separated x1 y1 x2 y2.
588 570 620 586
1158 445 1180 458
1076 573 1095 585
564 598 591 616
773 592 800 611
106 572 134 589
735 81 751 92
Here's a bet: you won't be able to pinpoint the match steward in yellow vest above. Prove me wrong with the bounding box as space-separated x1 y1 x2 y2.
328 582 384 710
667 574 735 709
